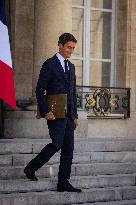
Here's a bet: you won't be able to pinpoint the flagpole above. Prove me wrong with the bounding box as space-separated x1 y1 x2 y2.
0 99 4 138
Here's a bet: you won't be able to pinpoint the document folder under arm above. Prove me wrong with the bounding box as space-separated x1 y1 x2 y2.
36 94 67 119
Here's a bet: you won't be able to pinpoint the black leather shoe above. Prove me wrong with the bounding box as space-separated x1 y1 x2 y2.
57 180 81 192
24 166 38 181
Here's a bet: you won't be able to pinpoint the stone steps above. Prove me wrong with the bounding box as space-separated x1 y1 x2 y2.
0 152 90 166
0 174 136 194
1 151 136 166
1 139 136 154
0 163 136 180
0 186 136 205
0 138 136 204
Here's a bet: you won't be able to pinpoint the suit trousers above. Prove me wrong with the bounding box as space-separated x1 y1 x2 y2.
27 116 75 182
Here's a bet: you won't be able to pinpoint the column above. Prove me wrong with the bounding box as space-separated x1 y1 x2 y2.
124 0 136 137
32 0 72 97
13 0 34 100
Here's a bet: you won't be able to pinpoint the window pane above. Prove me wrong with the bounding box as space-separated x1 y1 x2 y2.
72 8 84 57
71 59 83 85
72 0 84 6
91 0 112 9
90 11 111 59
90 61 111 86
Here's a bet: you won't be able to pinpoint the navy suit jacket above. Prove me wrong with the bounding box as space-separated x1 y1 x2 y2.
36 55 78 120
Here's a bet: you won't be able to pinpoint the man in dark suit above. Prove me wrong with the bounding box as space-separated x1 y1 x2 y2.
24 33 81 192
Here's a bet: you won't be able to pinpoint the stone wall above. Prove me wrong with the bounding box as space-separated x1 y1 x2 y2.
4 0 136 139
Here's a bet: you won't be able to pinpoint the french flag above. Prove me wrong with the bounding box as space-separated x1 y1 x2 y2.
0 0 16 109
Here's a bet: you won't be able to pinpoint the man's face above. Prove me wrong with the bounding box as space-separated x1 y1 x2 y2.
59 41 76 58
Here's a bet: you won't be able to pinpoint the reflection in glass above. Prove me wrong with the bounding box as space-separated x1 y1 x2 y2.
90 61 111 87
72 8 84 57
72 0 84 6
71 60 83 86
90 11 111 59
91 0 112 9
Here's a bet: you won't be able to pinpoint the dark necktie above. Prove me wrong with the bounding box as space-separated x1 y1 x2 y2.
64 59 68 73
64 59 70 107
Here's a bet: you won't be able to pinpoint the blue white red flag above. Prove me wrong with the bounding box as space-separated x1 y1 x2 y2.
0 0 16 109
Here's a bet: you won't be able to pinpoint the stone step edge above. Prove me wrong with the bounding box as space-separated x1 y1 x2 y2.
0 173 136 180
1 152 136 167
1 162 136 168
1 142 136 155
1 151 136 162
0 173 136 182
2 150 136 156
0 174 136 194
71 199 136 205
1 137 136 142
1 140 136 145
2 151 136 157
0 186 136 202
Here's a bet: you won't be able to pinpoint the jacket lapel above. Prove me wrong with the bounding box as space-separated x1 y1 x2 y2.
52 55 65 78
52 55 74 86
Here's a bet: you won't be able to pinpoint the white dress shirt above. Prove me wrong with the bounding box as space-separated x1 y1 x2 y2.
56 53 69 72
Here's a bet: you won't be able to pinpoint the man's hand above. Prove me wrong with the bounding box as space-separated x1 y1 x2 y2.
74 118 78 129
45 111 55 120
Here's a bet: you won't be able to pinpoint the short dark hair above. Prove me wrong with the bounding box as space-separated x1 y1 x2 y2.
58 33 77 46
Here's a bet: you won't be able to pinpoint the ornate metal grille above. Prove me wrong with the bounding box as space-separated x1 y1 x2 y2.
76 86 130 119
